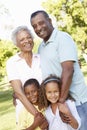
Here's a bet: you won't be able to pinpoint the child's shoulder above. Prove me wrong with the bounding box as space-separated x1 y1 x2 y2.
66 99 75 105
66 99 76 107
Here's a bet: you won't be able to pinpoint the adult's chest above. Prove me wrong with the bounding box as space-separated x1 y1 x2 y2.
40 42 60 62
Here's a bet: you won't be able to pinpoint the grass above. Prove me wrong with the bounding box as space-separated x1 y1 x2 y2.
0 63 87 130
0 84 16 130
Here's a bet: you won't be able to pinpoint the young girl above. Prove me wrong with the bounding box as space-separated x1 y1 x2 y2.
41 75 81 130
18 78 48 130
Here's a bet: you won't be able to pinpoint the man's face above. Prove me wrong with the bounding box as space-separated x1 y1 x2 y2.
31 13 53 42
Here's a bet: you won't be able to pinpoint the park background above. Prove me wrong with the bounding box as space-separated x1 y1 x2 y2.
0 0 87 130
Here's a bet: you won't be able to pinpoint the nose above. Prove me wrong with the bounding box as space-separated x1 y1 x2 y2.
24 38 29 43
26 92 33 98
51 92 55 97
36 24 41 32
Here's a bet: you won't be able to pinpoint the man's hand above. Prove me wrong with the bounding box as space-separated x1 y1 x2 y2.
58 102 71 123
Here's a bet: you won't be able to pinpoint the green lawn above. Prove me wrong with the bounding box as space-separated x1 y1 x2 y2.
0 84 16 130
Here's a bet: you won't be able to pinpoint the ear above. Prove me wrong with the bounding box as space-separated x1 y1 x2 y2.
48 18 53 25
48 17 52 22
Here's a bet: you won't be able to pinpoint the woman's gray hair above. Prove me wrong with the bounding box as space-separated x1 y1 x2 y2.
11 26 33 45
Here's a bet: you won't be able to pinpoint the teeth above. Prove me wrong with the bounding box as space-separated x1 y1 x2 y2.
38 30 44 35
23 43 31 47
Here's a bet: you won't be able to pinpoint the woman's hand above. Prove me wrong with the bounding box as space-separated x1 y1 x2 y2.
34 112 48 130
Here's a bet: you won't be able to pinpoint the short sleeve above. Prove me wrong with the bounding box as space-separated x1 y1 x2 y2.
58 32 77 63
6 58 20 82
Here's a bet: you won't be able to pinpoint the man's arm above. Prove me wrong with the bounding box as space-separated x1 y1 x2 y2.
59 61 74 103
10 80 37 115
58 102 79 129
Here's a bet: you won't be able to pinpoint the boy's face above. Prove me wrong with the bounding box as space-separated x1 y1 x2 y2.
45 82 60 104
24 84 39 105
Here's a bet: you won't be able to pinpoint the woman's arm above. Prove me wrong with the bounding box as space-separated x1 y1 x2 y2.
10 80 37 115
19 111 48 130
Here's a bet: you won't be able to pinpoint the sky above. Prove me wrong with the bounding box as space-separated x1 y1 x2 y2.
0 0 46 40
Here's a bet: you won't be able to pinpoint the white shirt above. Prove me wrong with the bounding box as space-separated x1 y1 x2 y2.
45 100 81 130
6 53 42 85
6 53 42 122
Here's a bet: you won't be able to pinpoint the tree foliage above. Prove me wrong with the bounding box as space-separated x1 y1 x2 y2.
42 0 87 54
0 40 18 81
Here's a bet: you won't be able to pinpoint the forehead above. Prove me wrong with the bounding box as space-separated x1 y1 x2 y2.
16 30 31 39
24 84 38 91
17 30 30 36
45 82 59 89
31 13 46 23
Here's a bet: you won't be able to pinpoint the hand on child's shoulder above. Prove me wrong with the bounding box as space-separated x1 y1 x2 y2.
58 101 71 115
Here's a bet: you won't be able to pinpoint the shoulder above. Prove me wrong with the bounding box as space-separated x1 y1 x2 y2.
57 31 72 43
45 106 51 113
66 99 75 107
66 99 75 103
7 53 19 63
6 53 21 68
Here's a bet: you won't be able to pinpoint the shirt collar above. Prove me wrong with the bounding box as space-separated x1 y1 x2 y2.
14 53 38 62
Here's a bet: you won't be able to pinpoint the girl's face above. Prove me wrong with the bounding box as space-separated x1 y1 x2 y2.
24 84 39 105
45 82 60 104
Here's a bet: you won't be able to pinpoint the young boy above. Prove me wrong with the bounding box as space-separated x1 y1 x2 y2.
18 78 48 130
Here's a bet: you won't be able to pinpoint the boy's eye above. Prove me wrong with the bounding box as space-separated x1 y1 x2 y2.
25 90 37 96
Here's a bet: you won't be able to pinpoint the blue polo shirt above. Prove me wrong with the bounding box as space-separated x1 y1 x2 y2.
38 28 87 106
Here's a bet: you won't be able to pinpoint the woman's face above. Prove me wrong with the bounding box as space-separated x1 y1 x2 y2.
24 84 39 105
16 30 34 52
45 82 60 104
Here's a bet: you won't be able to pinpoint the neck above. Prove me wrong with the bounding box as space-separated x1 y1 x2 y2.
44 27 54 42
19 51 33 67
20 51 32 58
51 103 58 114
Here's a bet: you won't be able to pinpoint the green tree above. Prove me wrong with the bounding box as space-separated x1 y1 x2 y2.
0 40 18 82
42 0 87 54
